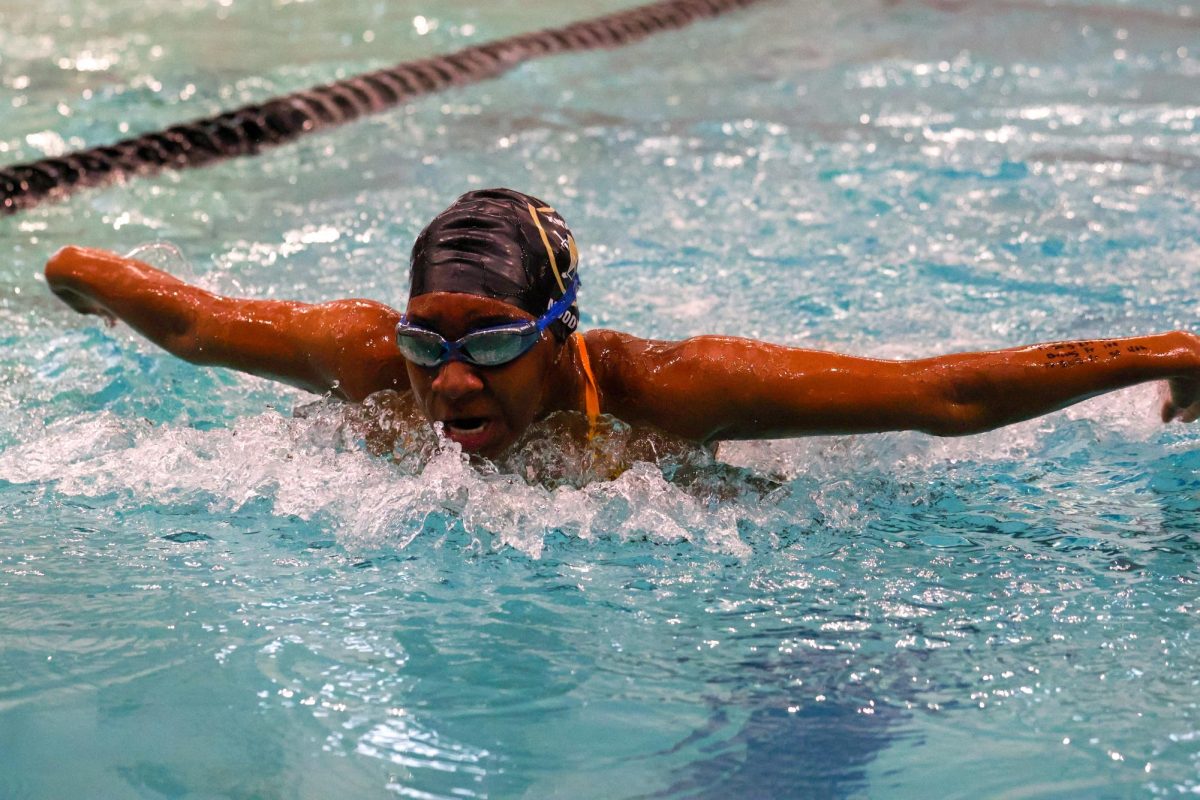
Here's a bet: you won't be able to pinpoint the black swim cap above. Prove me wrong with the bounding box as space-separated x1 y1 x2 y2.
409 188 580 340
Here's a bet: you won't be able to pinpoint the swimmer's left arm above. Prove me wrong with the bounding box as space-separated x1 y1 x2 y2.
591 330 1200 441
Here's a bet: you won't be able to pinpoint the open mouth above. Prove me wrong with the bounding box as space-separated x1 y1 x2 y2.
443 417 487 435
440 416 500 452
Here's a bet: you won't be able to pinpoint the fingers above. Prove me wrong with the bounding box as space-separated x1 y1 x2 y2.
1162 377 1200 424
1161 398 1200 424
1159 382 1178 422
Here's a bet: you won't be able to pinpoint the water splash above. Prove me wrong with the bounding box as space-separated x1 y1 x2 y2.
0 397 809 557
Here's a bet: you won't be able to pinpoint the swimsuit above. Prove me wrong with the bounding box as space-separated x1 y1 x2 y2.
575 332 600 440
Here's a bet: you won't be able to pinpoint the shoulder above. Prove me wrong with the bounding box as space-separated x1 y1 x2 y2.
581 329 733 377
579 329 675 411
307 298 402 349
579 328 641 375
578 331 767 437
308 298 409 401
316 298 401 328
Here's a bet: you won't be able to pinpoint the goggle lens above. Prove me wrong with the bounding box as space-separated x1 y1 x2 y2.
395 330 447 367
395 325 539 368
459 330 537 366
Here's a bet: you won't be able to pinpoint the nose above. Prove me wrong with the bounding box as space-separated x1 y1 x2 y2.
430 359 485 401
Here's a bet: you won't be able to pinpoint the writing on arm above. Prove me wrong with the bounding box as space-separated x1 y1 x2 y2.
1037 340 1151 369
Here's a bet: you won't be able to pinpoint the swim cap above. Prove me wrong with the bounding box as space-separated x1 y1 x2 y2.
409 188 580 339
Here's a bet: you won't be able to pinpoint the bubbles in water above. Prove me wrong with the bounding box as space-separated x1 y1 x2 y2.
124 240 201 282
0 361 1179 564
0 396 809 558
125 240 187 270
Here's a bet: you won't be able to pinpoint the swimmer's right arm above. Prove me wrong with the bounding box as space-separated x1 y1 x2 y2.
44 246 410 401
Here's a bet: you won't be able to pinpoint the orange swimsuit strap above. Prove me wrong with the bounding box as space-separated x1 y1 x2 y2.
574 332 600 439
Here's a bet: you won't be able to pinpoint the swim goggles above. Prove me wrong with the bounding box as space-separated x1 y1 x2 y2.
396 277 578 368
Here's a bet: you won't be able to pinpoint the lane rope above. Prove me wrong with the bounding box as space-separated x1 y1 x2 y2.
1 0 765 214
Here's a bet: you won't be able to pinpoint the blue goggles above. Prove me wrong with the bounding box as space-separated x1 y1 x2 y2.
396 278 578 368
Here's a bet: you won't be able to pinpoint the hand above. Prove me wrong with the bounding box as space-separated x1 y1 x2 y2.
1161 376 1200 423
49 284 116 325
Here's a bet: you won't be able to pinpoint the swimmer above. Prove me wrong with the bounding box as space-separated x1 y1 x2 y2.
45 187 1200 459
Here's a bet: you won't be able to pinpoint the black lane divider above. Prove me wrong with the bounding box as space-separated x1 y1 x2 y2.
1 0 765 215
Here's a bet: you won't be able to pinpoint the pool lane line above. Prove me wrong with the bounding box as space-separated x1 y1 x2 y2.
0 0 767 215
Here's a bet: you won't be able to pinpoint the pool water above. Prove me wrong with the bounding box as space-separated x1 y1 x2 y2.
2 0 1199 796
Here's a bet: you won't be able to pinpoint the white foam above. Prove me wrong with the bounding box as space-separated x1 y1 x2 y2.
0 405 766 559
0 376 1177 560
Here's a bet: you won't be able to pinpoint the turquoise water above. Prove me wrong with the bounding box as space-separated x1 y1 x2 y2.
2 0 1199 796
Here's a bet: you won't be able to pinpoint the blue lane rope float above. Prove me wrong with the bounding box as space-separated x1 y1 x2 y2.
1 0 765 214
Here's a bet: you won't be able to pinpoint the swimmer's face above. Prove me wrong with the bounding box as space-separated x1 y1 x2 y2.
402 292 560 457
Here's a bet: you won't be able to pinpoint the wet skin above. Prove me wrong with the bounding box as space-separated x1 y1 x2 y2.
400 292 585 458
42 245 1200 459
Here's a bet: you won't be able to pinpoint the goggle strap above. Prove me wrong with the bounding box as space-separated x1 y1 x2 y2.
536 277 579 334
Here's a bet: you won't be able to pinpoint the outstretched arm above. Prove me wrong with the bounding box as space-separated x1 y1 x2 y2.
589 330 1200 442
44 246 410 401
